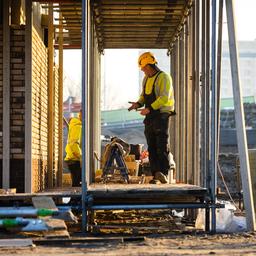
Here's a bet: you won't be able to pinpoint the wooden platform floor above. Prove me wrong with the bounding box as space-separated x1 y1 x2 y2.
0 183 208 204
89 183 207 204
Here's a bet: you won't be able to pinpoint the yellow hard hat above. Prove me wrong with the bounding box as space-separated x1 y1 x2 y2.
138 52 157 68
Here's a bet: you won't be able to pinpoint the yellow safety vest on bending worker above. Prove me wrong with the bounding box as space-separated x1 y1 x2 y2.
64 117 82 162
138 71 175 113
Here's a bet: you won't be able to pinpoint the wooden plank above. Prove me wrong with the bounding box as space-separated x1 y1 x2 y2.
48 3 54 188
45 218 67 230
44 230 70 239
32 196 58 210
0 184 207 204
43 218 69 238
88 184 207 204
57 14 63 187
0 239 33 248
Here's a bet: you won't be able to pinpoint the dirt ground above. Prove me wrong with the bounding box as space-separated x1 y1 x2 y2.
0 232 256 256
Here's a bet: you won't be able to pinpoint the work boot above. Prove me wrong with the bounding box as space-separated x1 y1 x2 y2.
149 179 161 184
155 171 168 184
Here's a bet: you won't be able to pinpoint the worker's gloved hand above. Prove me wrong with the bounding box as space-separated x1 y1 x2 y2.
140 108 150 116
128 101 140 111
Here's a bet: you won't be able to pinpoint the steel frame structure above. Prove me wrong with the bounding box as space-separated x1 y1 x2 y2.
80 0 255 233
80 0 220 233
1 0 254 234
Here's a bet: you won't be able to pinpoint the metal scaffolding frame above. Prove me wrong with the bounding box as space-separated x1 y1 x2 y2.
0 0 254 234
80 0 255 233
80 0 223 233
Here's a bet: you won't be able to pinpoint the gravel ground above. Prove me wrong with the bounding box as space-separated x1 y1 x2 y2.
0 232 256 256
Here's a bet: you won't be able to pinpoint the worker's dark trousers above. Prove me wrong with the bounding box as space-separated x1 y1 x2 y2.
144 113 171 176
66 161 81 187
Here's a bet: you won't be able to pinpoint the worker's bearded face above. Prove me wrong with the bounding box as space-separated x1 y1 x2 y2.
141 65 151 76
141 64 155 77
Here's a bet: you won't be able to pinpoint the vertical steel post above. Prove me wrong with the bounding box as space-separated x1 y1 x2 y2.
187 14 193 184
200 0 206 187
216 0 223 157
205 0 211 232
225 0 256 231
82 0 89 232
192 0 196 185
179 32 185 182
195 0 200 185
169 51 175 164
205 0 211 190
172 41 181 180
174 41 180 180
184 22 188 183
210 0 217 233
185 13 192 184
3 0 10 189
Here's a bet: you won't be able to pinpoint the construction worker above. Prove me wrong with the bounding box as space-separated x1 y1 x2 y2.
64 109 82 186
128 52 175 184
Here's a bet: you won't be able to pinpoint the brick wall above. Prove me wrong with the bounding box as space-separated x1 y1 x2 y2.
31 26 48 192
0 27 2 187
0 25 60 192
31 27 60 191
10 26 25 192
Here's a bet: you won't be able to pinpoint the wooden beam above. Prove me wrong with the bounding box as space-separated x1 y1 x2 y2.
57 14 64 187
97 23 179 27
54 44 81 49
226 0 256 231
11 0 22 25
48 3 54 188
2 0 11 189
25 0 33 193
34 0 80 2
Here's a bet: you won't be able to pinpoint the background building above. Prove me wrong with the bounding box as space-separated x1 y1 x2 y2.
221 40 256 105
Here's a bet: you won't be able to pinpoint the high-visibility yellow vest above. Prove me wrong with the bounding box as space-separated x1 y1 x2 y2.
64 117 82 161
138 71 175 112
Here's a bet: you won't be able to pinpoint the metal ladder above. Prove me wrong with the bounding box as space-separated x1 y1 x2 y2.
102 144 129 183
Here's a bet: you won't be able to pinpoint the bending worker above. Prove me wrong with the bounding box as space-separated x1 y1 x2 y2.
128 52 175 184
64 109 82 187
